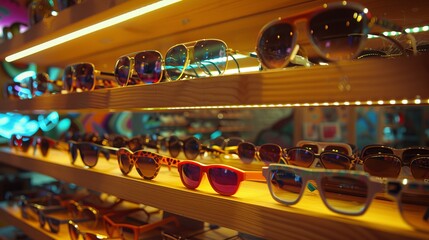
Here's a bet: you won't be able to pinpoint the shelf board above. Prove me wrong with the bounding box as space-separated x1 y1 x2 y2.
0 148 427 240
0 55 428 112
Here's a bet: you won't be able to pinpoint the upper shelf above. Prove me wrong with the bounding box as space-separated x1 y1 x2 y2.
0 0 428 71
0 54 428 113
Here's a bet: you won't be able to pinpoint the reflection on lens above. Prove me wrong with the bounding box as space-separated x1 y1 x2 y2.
270 169 302 203
68 221 79 240
257 22 295 69
165 45 188 81
259 144 282 164
75 63 95 90
183 138 200 160
180 163 201 189
208 167 239 195
193 40 228 78
324 145 349 155
115 56 131 86
399 183 429 232
79 144 98 167
287 148 314 168
135 51 163 84
237 143 256 164
320 152 350 170
309 7 368 61
135 157 158 179
302 144 319 154
364 155 401 178
321 176 368 214
410 157 429 180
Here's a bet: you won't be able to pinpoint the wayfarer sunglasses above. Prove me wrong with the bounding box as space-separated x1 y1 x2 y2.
68 141 118 168
166 136 224 160
359 144 429 179
177 160 265 196
255 1 417 69
63 62 116 92
236 142 285 165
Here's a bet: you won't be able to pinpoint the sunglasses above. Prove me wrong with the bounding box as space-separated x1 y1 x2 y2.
236 142 284 164
63 63 116 92
262 164 384 216
177 160 265 196
110 135 159 152
285 147 356 170
103 208 179 240
69 141 118 168
116 148 180 180
359 145 429 179
114 50 164 86
10 134 62 157
386 179 429 233
68 220 120 240
166 136 224 160
255 1 413 69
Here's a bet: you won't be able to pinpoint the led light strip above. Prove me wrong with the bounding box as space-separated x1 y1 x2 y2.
5 0 181 62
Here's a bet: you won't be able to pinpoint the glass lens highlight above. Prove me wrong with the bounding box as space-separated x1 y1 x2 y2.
269 169 303 203
208 167 239 195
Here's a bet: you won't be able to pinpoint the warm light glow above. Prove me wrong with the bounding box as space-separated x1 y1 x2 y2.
401 99 408 104
402 178 408 185
389 100 396 104
5 0 181 62
377 100 384 105
415 99 421 104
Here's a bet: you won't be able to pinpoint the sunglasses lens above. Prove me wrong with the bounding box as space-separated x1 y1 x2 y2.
193 40 228 77
69 142 78 163
320 152 351 169
321 176 368 214
257 22 294 69
208 167 239 196
309 7 369 61
39 138 50 156
48 217 61 233
79 144 98 167
112 136 127 148
115 56 131 86
269 169 303 203
167 136 181 158
68 222 79 240
63 65 74 91
135 156 158 179
287 148 315 168
397 183 429 232
410 157 429 180
75 63 95 91
301 144 319 153
80 208 97 228
135 51 163 84
128 138 142 152
237 142 256 164
259 144 282 164
362 146 393 158
364 155 401 178
324 145 349 155
118 153 132 175
179 163 202 189
402 148 429 165
183 138 200 160
165 45 188 81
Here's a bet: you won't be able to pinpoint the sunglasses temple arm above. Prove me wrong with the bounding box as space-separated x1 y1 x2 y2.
373 18 417 55
160 156 180 171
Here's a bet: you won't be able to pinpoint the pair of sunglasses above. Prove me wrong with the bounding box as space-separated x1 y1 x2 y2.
10 134 62 157
103 208 179 240
68 220 117 240
114 39 239 86
236 142 285 164
166 136 223 160
177 160 265 196
69 141 118 168
63 62 116 92
255 1 416 69
359 145 429 179
110 135 159 152
116 148 180 180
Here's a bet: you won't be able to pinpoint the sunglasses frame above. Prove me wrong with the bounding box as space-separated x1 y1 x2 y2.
63 62 115 92
68 220 115 240
237 141 284 164
177 160 265 196
166 136 224 160
262 164 384 216
68 141 118 168
297 140 355 156
360 144 429 165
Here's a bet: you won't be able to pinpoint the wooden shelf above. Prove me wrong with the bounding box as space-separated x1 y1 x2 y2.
0 148 427 240
1 54 428 113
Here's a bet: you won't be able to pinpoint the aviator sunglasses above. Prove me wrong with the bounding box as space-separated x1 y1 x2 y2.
359 145 429 179
63 62 116 92
255 1 416 69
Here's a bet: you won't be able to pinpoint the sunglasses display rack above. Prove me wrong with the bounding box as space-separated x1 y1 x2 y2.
0 0 428 239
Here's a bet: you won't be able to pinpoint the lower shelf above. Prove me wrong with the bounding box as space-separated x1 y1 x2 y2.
0 148 427 240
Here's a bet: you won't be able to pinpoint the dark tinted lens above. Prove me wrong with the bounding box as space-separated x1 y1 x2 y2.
112 136 127 148
134 51 163 84
208 167 239 196
75 63 95 91
63 66 74 91
168 136 181 158
269 169 303 203
128 138 142 152
321 176 368 214
47 217 60 233
320 152 351 169
135 156 158 179
259 144 282 164
257 22 295 69
118 153 132 175
68 222 79 240
183 138 200 160
362 146 393 158
39 138 50 156
364 155 401 178
302 144 319 153
402 148 429 166
165 45 188 81
21 136 33 152
115 56 131 86
399 183 429 232
193 40 228 77
410 157 429 180
180 163 202 189
309 7 369 60
287 148 315 167
79 144 98 167
324 145 349 155
69 142 78 163
237 142 256 164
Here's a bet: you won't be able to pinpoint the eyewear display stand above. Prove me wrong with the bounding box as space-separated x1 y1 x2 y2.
0 0 428 239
